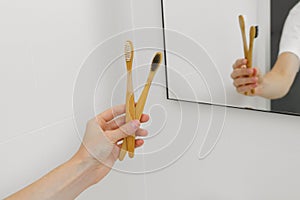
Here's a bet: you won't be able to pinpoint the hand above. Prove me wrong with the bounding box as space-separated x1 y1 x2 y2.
231 59 262 96
74 104 149 183
4 105 149 200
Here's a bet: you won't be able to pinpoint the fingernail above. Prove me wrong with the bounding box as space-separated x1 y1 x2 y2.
131 120 140 129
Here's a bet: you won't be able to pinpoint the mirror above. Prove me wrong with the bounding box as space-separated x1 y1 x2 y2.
162 0 300 116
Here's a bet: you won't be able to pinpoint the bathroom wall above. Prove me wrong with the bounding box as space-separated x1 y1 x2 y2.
1 0 300 199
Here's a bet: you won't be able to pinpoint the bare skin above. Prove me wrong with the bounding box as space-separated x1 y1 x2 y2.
231 52 300 99
5 104 150 200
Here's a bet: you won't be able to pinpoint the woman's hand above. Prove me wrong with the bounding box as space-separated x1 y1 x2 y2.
5 105 150 200
74 104 150 183
231 58 263 96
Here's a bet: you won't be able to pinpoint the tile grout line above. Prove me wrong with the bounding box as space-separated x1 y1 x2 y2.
0 115 74 145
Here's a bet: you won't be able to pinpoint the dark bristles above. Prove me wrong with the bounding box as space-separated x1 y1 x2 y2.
255 26 259 38
151 53 162 71
152 53 161 64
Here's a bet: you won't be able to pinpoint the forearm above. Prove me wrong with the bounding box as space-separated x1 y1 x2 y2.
257 52 299 99
5 154 99 200
258 70 294 99
4 105 148 200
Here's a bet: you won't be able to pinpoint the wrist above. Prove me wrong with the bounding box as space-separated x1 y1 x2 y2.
254 75 268 98
70 147 102 186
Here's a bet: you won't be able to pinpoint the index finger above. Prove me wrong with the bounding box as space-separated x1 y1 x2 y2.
231 68 254 79
98 104 126 122
232 59 247 69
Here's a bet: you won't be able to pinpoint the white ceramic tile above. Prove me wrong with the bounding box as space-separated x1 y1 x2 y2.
27 0 101 133
0 41 40 142
0 0 135 142
0 118 79 199
144 109 300 200
77 166 147 200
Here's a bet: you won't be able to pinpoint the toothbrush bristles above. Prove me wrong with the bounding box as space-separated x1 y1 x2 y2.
151 52 162 72
255 26 259 38
124 41 133 62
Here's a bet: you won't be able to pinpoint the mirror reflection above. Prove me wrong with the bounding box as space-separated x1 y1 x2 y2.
162 0 300 115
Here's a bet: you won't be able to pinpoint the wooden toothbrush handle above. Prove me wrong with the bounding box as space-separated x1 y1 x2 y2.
126 93 136 158
136 82 151 119
239 16 248 59
244 57 254 95
127 79 152 158
239 16 253 96
246 26 256 95
119 71 135 161
119 97 134 161
248 27 255 69
119 138 127 161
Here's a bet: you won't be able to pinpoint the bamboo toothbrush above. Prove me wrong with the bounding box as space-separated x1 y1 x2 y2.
246 26 258 95
248 26 258 69
127 52 163 158
238 15 259 95
238 15 248 59
119 40 136 161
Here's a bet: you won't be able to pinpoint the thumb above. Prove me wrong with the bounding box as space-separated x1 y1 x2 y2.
253 68 261 77
253 68 263 83
105 120 140 143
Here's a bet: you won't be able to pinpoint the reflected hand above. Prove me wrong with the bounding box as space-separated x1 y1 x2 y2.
231 59 263 96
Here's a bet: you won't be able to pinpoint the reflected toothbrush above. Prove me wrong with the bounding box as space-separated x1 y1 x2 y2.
247 26 258 95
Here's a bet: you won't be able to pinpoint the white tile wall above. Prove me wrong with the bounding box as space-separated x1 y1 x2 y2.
0 0 135 198
0 118 79 197
2 0 300 199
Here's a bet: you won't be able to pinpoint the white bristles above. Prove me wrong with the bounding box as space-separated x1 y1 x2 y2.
124 41 132 61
